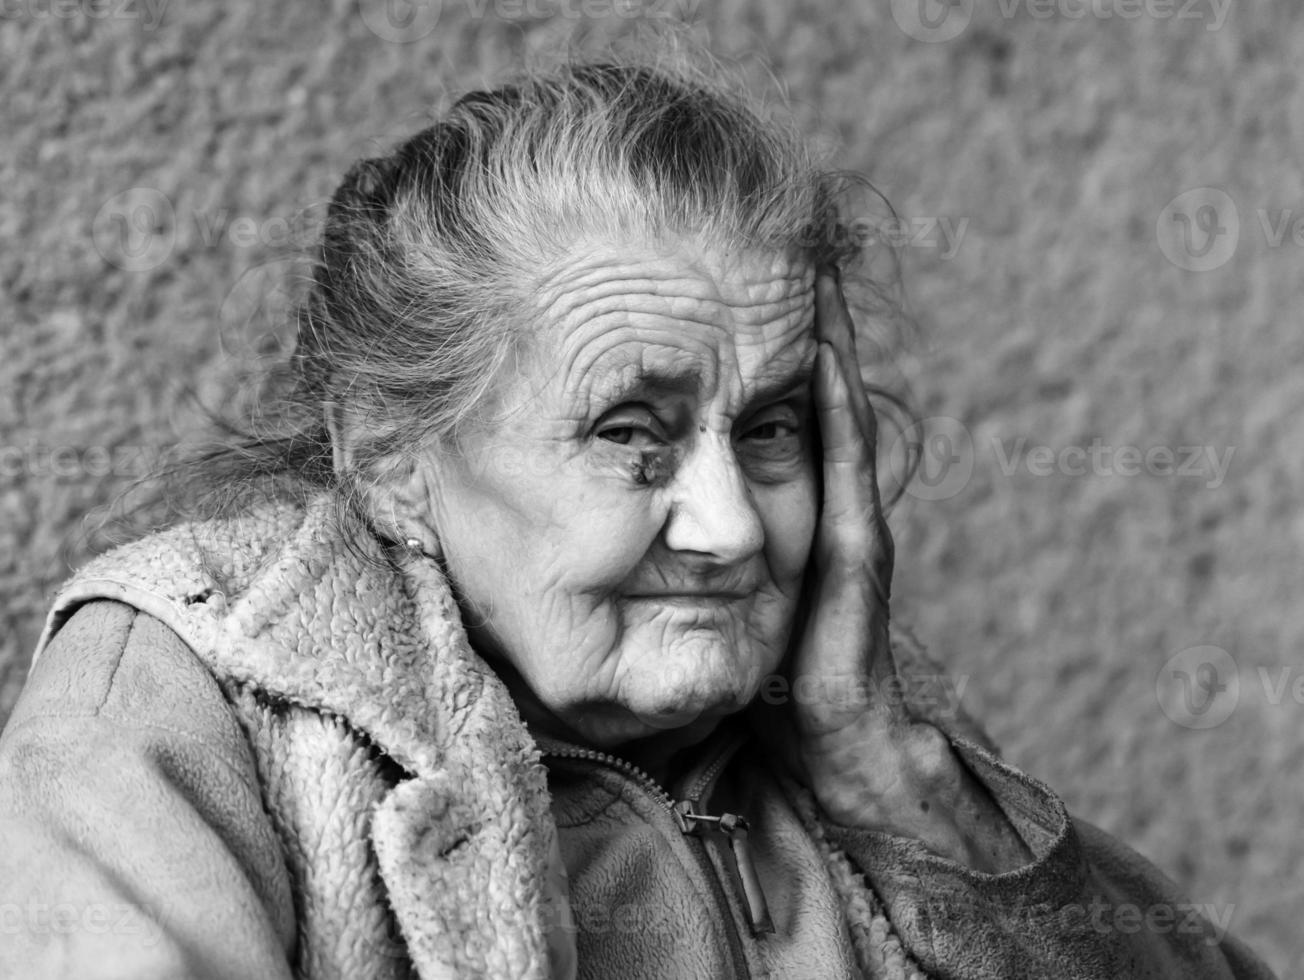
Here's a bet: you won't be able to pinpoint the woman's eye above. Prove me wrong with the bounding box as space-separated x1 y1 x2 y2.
598 426 640 445
741 409 800 442
745 420 793 441
595 408 664 449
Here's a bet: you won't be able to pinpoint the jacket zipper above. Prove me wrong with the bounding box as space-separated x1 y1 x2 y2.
540 738 776 947
672 738 775 938
672 803 775 936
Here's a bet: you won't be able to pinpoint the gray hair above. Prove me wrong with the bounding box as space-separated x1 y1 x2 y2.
147 55 910 531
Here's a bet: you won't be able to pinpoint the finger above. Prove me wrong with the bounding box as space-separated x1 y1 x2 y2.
814 341 875 532
814 271 876 445
815 341 895 586
809 311 897 706
814 339 893 606
816 271 891 529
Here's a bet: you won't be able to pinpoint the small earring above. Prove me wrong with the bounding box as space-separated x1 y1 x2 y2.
399 535 443 563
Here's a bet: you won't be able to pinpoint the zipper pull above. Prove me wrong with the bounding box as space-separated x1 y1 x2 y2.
674 800 776 937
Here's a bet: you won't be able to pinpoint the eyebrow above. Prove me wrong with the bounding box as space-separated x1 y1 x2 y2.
750 361 815 407
584 367 703 410
589 359 815 411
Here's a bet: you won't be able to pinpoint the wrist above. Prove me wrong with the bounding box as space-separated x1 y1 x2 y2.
810 719 1031 872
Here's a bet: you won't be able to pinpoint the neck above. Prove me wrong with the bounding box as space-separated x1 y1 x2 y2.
473 644 725 786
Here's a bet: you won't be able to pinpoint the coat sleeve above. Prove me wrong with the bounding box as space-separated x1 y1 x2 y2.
0 600 297 980
823 734 1278 980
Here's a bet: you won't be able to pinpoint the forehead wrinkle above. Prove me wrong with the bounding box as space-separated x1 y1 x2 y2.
551 298 815 418
745 342 818 405
523 241 818 414
709 333 817 421
534 264 732 329
554 321 720 407
716 261 815 310
529 281 734 401
532 242 814 330
721 287 815 372
714 292 813 339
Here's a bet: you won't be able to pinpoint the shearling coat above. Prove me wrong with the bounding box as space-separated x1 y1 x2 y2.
0 494 1277 979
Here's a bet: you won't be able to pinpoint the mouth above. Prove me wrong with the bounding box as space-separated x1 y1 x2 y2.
624 592 750 606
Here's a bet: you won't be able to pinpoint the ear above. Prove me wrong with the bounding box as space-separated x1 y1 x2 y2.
326 399 443 556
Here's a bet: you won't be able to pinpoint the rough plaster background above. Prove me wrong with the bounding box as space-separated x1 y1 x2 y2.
1 1 1299 972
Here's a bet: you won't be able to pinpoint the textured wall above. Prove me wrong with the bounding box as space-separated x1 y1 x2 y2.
1 1 1298 971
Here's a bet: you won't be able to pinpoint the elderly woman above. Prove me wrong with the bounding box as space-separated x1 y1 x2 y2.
0 60 1275 979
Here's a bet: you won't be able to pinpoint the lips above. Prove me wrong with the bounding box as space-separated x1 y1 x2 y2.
624 591 750 604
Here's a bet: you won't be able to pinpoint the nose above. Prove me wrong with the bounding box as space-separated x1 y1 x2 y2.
661 431 764 565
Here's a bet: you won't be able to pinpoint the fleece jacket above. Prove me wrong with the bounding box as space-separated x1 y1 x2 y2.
0 493 1277 979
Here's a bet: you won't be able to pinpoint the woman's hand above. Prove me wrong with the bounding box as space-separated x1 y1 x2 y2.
755 269 1030 874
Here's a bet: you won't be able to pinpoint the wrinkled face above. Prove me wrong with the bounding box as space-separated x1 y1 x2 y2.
420 236 819 749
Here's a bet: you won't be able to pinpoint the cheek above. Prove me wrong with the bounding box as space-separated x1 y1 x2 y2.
756 471 818 588
441 458 667 624
549 471 668 579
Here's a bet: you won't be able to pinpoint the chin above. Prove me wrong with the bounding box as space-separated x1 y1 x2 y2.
587 704 728 756
617 671 759 738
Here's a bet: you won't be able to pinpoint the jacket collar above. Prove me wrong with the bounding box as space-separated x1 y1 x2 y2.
41 492 570 979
